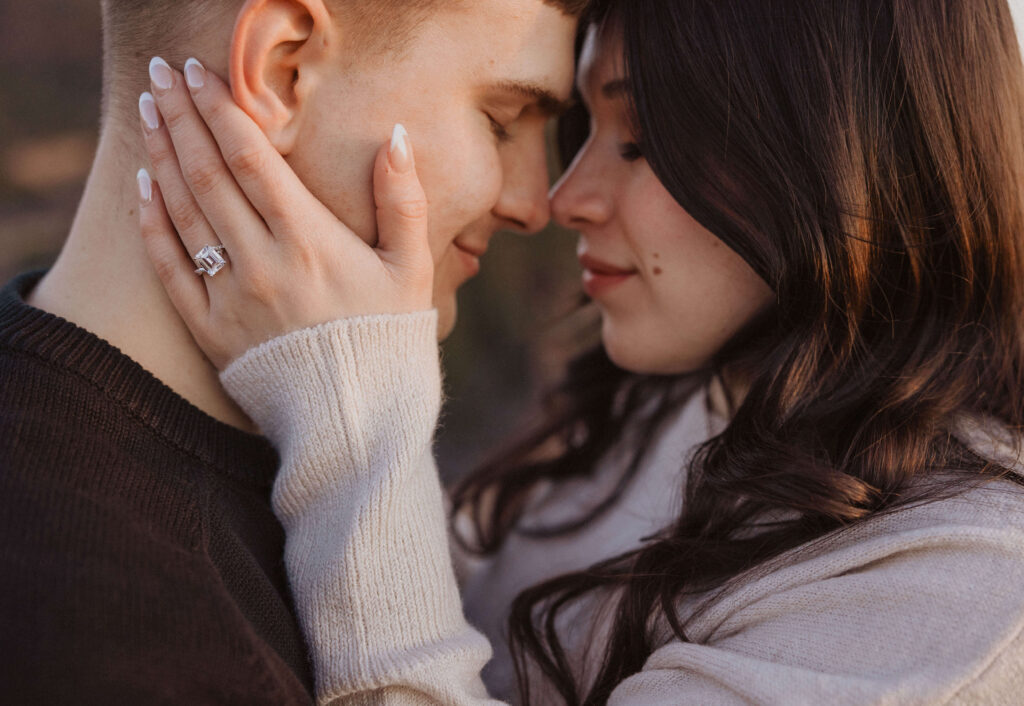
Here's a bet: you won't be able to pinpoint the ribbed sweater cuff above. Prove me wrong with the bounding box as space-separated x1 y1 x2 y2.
219 311 442 515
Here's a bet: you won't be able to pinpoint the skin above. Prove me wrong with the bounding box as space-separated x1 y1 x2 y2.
27 0 576 431
550 25 776 376
263 0 577 337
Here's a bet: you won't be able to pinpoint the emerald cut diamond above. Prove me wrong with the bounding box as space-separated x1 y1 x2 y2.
193 245 227 276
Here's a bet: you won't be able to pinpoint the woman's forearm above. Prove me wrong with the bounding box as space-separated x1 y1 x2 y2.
220 312 503 705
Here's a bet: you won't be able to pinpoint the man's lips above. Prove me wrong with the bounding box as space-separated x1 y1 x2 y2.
453 240 486 277
454 240 488 258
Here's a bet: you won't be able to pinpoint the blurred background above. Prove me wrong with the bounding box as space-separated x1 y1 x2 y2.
0 0 587 481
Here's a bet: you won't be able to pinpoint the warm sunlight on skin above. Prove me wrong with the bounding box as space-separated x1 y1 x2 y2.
289 1 576 338
549 24 775 375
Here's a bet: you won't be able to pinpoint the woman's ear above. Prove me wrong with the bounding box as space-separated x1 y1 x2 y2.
229 0 334 155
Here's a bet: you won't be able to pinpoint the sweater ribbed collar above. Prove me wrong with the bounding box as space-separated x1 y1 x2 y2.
0 269 280 488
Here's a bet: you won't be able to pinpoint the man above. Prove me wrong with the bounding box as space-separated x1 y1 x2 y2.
0 0 579 702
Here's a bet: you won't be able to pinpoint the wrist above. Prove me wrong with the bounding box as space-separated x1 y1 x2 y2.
220 310 442 450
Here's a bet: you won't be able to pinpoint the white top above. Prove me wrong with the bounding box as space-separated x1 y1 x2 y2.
221 312 1024 705
459 380 726 700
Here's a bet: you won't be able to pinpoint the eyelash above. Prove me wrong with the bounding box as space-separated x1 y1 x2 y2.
619 142 644 162
487 114 513 144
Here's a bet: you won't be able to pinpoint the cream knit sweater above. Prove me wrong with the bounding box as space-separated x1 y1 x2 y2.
221 312 1024 705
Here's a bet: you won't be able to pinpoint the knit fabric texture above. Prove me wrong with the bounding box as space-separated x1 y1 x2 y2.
222 313 1024 706
0 270 314 704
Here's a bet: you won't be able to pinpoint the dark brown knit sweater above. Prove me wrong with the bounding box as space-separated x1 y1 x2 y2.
0 270 314 704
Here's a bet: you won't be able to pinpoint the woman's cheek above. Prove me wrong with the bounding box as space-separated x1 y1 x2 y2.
610 184 745 373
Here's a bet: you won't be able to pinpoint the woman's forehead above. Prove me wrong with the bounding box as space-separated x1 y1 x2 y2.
577 23 626 103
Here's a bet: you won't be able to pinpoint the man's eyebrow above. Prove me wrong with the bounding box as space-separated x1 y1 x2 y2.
601 78 629 99
491 80 575 116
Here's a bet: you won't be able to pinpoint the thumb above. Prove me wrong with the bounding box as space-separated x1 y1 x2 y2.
374 124 431 266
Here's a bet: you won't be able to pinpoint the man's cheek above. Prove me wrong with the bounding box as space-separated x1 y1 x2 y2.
436 144 503 220
426 205 460 263
468 156 505 215
432 251 461 299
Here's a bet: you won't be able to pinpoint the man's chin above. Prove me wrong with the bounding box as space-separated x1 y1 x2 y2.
435 298 457 341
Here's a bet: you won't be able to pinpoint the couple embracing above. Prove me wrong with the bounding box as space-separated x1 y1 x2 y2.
4 0 1024 704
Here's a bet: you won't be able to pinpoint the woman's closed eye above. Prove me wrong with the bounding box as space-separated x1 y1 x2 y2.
619 141 643 162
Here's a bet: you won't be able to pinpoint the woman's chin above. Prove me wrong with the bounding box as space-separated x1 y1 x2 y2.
601 320 707 377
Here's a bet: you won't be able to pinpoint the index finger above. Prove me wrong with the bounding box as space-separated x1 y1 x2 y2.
181 58 336 238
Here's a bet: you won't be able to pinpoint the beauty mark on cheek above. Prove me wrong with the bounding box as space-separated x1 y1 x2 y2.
654 267 663 275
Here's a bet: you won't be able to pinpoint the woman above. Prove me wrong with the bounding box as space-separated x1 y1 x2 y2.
136 0 1024 703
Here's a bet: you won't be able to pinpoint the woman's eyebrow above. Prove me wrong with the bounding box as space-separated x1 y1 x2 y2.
490 79 575 116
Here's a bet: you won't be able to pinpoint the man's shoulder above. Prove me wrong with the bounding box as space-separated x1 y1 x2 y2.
0 331 199 485
0 274 313 703
0 352 208 557
0 268 141 441
0 288 211 560
0 346 312 705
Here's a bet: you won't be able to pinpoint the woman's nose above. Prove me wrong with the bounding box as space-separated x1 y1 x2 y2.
549 149 612 230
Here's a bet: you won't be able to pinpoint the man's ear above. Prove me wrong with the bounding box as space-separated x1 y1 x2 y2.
229 0 334 155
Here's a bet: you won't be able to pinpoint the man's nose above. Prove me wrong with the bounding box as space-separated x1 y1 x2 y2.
493 143 553 235
496 189 551 234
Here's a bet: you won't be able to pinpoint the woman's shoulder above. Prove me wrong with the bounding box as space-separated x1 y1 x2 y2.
875 471 1024 537
839 410 1024 542
679 421 1024 643
812 410 1024 555
926 409 1024 526
646 468 1024 704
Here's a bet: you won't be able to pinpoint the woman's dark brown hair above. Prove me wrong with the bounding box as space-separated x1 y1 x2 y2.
449 0 1024 703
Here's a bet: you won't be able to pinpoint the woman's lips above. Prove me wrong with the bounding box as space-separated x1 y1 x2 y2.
579 254 638 298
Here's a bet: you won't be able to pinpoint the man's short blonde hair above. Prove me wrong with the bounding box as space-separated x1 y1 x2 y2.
99 0 587 123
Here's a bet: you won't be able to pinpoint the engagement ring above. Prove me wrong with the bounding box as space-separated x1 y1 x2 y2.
193 245 228 277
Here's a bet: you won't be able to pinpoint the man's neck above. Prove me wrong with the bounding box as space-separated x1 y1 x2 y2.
27 126 257 434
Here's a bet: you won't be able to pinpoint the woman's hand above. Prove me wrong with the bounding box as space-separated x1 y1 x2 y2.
136 57 433 370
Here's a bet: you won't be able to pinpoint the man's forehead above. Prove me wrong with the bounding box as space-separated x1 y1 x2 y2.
413 0 577 107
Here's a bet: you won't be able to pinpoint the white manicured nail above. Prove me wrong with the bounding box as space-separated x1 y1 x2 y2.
137 168 153 204
389 123 411 172
139 92 160 130
184 58 205 90
149 56 173 91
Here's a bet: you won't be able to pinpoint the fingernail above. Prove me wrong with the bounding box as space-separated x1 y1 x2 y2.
389 123 412 172
137 168 153 204
184 58 205 90
149 56 173 91
139 92 160 130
